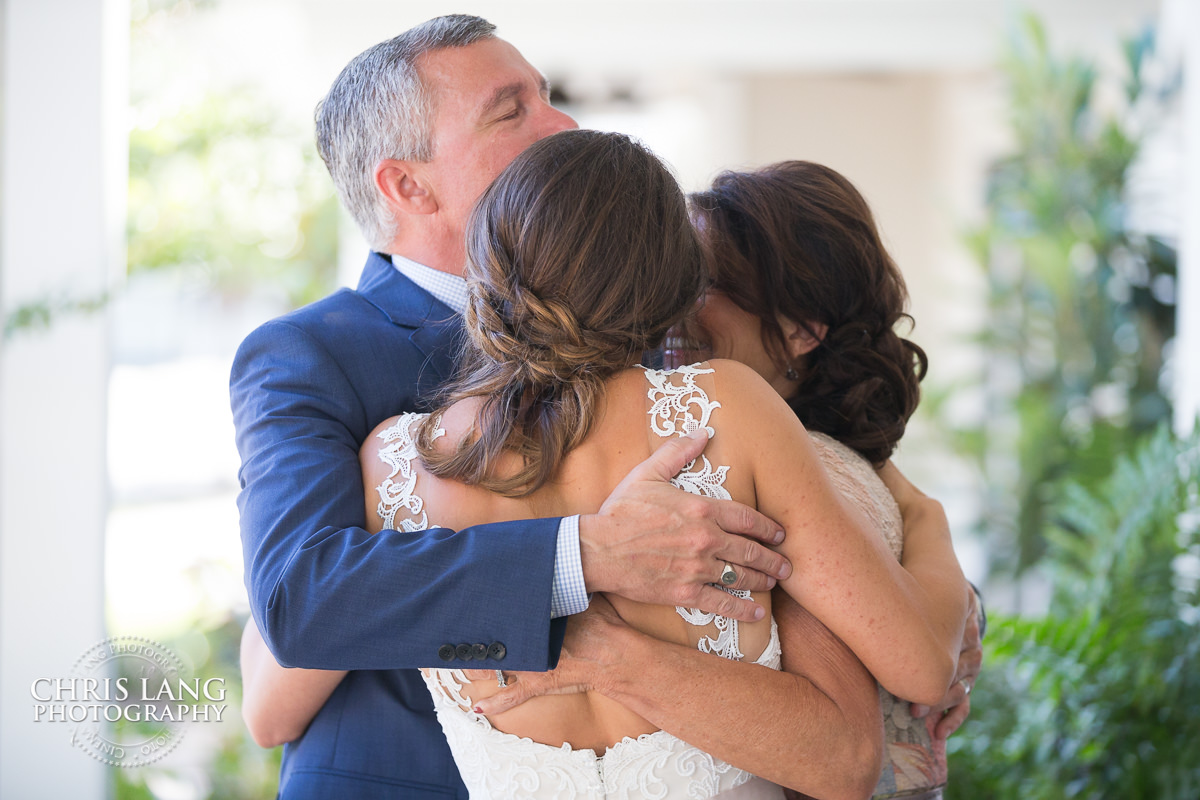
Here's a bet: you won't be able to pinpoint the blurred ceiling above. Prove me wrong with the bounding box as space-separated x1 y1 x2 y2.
288 0 1161 76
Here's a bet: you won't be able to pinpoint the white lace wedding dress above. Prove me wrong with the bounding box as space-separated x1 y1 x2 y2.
371 365 785 799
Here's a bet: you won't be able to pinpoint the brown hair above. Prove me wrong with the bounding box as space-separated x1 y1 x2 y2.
690 161 927 465
418 130 705 495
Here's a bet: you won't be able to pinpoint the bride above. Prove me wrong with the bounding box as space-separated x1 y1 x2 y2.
241 129 966 799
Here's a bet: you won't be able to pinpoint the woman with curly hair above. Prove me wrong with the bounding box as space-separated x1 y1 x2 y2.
684 161 979 800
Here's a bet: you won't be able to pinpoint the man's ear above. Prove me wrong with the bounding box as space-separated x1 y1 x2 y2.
375 159 438 217
780 317 828 359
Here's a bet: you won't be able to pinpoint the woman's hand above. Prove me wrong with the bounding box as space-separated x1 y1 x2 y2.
472 595 628 715
876 459 925 514
911 584 983 737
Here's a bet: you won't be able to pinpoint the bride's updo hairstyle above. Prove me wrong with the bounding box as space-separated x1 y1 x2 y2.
418 129 705 496
690 161 927 466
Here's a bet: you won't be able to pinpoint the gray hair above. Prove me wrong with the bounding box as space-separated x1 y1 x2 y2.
315 15 497 249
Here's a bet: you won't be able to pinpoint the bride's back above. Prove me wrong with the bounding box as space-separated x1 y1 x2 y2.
362 361 775 752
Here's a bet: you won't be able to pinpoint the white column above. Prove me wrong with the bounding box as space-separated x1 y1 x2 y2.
0 0 125 796
1175 0 1200 435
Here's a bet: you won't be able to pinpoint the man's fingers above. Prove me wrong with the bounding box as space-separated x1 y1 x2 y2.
910 702 932 719
709 497 785 546
714 534 790 581
691 585 766 623
630 429 710 483
713 563 776 593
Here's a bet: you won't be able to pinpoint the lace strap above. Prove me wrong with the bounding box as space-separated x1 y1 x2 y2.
643 365 752 661
643 364 732 501
374 412 444 532
644 363 720 439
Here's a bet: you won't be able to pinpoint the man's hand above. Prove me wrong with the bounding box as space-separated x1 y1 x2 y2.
910 585 982 740
578 430 790 623
473 595 627 716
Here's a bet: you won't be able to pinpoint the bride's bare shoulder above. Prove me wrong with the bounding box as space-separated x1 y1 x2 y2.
705 359 793 413
431 396 484 453
703 359 814 460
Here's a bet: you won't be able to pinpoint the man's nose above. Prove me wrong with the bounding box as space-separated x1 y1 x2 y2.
541 104 578 135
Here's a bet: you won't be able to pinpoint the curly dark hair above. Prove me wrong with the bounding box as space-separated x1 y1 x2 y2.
690 161 927 465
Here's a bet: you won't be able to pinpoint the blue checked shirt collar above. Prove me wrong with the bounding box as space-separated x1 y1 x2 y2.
389 253 469 315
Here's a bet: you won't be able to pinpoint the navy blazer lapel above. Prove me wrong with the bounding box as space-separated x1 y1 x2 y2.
356 252 465 383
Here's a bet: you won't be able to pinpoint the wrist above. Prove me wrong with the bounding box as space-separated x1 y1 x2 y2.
968 580 987 638
586 621 649 698
577 513 614 594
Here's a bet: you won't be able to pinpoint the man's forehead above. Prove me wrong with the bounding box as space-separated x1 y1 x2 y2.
419 38 542 111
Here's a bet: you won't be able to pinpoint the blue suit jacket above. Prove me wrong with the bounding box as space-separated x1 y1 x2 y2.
230 252 567 798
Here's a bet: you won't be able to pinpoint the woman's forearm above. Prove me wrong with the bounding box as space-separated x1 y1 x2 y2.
897 497 971 648
879 461 973 693
588 600 883 799
714 364 965 706
765 457 965 705
239 618 347 747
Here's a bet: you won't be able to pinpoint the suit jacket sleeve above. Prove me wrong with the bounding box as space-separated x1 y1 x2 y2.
231 317 566 671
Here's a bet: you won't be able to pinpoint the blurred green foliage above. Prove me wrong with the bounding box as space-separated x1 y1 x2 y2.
944 15 1177 578
114 615 281 800
127 86 340 308
5 0 339 341
3 292 110 341
127 0 339 309
942 14 1197 798
114 1 330 797
947 424 1200 798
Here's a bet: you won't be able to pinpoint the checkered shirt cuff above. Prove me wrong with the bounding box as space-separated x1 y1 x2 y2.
550 515 589 618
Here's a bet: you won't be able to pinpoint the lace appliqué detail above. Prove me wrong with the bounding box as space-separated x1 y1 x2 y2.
421 625 784 799
645 364 732 502
643 365 751 662
374 412 443 532
646 362 721 439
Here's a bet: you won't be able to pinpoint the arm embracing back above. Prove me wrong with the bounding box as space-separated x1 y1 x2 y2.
877 459 972 668
560 596 884 799
232 314 563 671
712 360 966 706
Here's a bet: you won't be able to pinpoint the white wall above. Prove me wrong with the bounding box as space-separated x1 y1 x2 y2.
0 0 125 796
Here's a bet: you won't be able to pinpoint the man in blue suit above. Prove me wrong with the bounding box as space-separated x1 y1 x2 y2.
230 15 791 798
